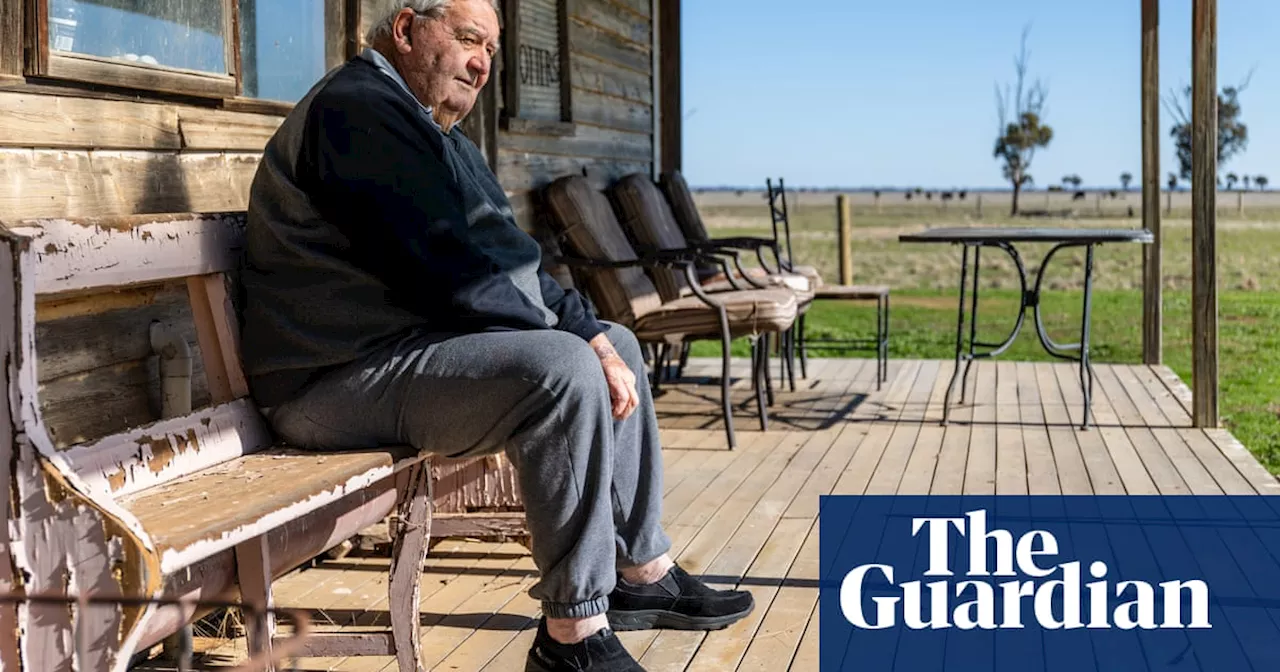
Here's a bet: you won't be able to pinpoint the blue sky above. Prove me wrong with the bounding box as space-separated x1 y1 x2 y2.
680 0 1279 190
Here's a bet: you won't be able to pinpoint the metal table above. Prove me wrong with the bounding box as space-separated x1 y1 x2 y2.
897 227 1153 430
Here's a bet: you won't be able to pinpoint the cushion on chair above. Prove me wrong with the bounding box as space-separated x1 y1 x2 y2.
780 264 824 290
734 269 816 301
814 284 891 300
633 288 798 342
544 176 664 327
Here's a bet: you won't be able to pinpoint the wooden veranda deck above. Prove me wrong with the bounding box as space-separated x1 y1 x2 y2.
157 356 1280 671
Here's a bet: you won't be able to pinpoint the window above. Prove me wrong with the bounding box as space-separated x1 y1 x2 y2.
28 0 343 104
48 0 228 73
35 0 237 98
237 0 329 102
500 0 573 133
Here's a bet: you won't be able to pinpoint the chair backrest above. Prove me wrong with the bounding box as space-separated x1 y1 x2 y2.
8 213 271 502
608 173 695 302
765 177 795 271
543 175 664 327
658 170 711 244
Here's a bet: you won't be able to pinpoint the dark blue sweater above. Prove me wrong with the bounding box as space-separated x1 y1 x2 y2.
239 50 604 406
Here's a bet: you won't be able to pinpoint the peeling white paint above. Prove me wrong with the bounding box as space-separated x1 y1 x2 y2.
155 454 420 574
3 218 430 671
62 399 271 499
10 213 246 296
5 232 160 672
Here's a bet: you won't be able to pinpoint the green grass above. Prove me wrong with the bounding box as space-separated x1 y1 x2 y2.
701 205 1280 294
689 288 1280 475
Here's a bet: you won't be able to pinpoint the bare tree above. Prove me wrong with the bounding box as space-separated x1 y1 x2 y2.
993 25 1053 216
1164 70 1253 181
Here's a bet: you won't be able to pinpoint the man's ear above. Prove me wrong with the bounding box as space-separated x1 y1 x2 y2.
393 9 415 51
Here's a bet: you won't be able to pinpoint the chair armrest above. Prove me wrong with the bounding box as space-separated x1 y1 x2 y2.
704 237 786 275
703 236 776 251
554 249 699 271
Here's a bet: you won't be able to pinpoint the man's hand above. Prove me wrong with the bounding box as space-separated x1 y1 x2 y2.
589 333 638 420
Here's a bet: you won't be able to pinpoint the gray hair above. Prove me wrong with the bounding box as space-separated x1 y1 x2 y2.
365 0 501 45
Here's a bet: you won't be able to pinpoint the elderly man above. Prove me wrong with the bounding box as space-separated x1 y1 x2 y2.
238 1 752 670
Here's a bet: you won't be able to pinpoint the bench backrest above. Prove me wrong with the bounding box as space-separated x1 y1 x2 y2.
7 212 272 502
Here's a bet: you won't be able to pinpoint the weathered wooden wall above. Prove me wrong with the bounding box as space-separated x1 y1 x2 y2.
0 0 661 446
0 93 273 446
501 0 656 228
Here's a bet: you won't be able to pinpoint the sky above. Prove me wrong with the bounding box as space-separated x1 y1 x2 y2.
680 0 1280 190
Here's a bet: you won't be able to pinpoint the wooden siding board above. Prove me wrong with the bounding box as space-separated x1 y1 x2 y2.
0 92 282 152
569 16 650 74
0 149 258 219
496 148 648 192
177 108 282 151
499 124 651 162
606 0 651 19
35 284 198 382
569 0 650 45
570 53 652 104
0 92 181 149
571 87 652 133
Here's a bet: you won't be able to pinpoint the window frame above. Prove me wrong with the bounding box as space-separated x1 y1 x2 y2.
500 0 575 135
20 0 349 104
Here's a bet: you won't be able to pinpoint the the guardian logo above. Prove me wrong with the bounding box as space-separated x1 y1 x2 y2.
839 509 1212 631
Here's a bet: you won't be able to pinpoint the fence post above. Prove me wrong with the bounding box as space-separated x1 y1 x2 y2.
837 194 852 285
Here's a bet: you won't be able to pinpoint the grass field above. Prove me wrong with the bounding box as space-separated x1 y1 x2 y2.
686 189 1280 474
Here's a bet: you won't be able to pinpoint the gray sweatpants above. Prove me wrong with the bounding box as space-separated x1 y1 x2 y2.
265 321 672 619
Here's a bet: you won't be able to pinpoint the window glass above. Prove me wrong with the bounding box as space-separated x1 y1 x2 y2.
238 0 327 102
49 0 228 74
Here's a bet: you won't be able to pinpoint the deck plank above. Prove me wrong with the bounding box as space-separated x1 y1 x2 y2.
1016 361 1060 495
1053 362 1125 494
1036 362 1094 494
994 360 1027 495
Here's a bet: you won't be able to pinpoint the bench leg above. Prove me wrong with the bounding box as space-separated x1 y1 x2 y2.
235 536 277 671
390 463 432 672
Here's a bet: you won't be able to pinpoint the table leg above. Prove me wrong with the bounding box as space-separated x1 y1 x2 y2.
1079 244 1096 430
1032 242 1100 431
960 245 982 404
942 244 970 425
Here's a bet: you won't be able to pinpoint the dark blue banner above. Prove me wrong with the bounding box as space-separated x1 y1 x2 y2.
818 496 1280 671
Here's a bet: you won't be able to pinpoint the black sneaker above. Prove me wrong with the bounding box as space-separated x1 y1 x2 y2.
606 564 754 631
526 618 647 671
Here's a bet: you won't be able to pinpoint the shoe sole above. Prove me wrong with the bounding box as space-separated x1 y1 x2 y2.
606 606 753 632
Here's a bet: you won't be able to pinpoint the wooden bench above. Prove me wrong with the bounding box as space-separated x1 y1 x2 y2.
2 212 452 671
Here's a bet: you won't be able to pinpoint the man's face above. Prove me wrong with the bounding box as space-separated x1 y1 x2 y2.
397 0 500 128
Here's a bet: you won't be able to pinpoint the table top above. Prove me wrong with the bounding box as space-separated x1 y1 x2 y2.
898 227 1154 244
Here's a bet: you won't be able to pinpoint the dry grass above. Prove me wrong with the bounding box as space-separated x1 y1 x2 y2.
694 191 1280 293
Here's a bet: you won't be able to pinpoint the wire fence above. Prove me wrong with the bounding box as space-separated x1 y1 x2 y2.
0 588 314 671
